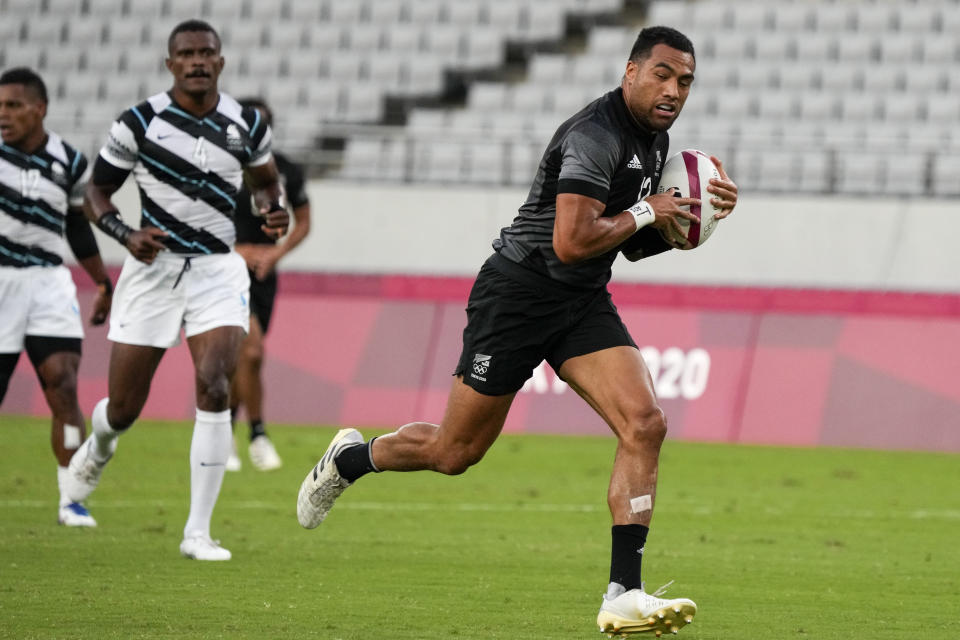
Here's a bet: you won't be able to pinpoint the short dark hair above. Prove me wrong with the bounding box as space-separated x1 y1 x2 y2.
0 67 48 103
629 26 695 63
167 19 221 54
238 97 273 127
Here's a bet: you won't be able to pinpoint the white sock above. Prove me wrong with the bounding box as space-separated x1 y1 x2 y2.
57 466 71 507
183 408 231 539
91 398 119 461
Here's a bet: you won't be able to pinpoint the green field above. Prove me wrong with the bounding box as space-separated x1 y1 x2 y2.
1 416 957 639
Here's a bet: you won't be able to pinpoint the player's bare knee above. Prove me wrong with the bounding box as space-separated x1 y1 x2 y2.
433 446 483 476
621 405 668 450
241 341 263 368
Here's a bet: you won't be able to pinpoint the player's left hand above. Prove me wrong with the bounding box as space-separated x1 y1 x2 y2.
90 283 112 326
253 247 282 281
260 203 289 240
707 156 738 219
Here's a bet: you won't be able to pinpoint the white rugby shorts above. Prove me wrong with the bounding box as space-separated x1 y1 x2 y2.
0 265 84 352
108 251 250 348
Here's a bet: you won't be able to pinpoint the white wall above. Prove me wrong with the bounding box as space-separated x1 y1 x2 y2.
96 180 960 293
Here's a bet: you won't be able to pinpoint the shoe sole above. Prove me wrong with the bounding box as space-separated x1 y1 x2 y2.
296 428 360 529
598 602 696 637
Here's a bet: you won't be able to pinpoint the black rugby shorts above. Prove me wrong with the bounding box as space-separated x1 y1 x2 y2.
248 270 278 334
455 253 637 396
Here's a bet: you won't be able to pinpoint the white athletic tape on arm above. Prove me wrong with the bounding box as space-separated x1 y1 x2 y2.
63 424 82 450
630 494 652 513
626 200 655 232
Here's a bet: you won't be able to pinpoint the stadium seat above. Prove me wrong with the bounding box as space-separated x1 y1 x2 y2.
339 137 385 180
461 27 506 69
59 73 104 103
223 22 265 48
126 0 164 20
882 153 927 196
467 82 508 111
729 2 772 32
63 18 103 45
853 4 895 32
397 54 444 96
777 63 820 92
509 84 549 112
165 0 205 20
645 1 689 26
483 2 521 39
820 64 863 92
875 33 920 63
835 32 877 62
104 19 147 47
925 94 960 123
44 0 83 17
83 48 122 74
771 4 814 31
363 56 402 92
123 48 165 76
902 66 945 93
751 32 795 61
24 15 66 44
836 150 885 194
465 140 505 184
320 52 363 82
931 154 960 196
755 93 795 121
85 0 125 17
382 24 422 53
895 4 938 33
336 82 383 122
796 92 837 120
440 0 481 26
44 48 84 73
243 52 282 79
860 65 903 93
813 3 855 32
792 32 834 61
302 24 342 51
797 150 829 193
207 0 245 22
516 1 566 42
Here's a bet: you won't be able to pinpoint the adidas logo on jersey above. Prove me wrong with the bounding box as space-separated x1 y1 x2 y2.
627 154 643 170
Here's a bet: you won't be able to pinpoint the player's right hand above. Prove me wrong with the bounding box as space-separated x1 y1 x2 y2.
644 189 701 239
126 228 168 264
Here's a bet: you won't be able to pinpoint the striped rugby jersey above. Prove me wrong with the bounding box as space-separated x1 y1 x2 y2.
99 91 272 256
0 132 90 268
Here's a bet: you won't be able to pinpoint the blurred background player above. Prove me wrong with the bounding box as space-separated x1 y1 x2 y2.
0 67 112 527
64 20 288 560
298 27 737 636
226 97 312 472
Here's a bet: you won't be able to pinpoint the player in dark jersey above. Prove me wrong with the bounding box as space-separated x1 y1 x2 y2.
227 97 312 472
64 21 289 561
298 27 738 635
0 67 112 527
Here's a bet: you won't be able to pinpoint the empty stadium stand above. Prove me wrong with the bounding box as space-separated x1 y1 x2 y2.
1 0 957 196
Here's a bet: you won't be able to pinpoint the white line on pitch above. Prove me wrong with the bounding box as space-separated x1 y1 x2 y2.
2 500 960 520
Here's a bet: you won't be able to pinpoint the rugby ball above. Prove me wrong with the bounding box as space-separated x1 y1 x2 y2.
656 149 722 250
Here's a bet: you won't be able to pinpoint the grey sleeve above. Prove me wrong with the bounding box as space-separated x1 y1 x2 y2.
557 122 621 193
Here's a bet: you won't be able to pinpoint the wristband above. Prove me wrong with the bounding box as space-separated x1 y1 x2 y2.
96 211 134 246
626 200 655 231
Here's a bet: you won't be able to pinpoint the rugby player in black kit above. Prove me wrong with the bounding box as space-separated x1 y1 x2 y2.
298 26 738 636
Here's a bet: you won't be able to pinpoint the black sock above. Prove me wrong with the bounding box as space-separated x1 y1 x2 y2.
334 437 380 483
249 419 266 441
609 524 649 592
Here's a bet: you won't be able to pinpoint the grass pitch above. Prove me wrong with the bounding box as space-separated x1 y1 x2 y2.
1 416 958 639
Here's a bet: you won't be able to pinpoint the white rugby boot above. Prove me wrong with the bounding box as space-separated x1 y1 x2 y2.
249 434 282 471
225 435 242 472
180 534 232 561
65 435 116 503
296 428 364 529
58 502 97 527
598 582 697 637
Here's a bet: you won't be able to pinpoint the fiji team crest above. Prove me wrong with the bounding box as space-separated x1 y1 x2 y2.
471 353 492 380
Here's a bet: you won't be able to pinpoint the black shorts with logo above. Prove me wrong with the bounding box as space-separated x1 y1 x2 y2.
454 252 637 396
248 270 278 333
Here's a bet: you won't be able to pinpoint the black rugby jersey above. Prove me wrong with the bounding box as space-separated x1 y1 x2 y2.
0 132 89 267
234 151 308 245
97 91 272 256
494 87 672 289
